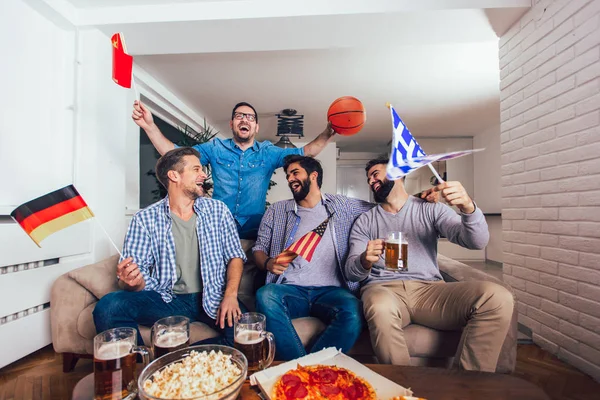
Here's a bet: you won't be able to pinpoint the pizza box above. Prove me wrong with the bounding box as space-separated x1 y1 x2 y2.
249 347 414 399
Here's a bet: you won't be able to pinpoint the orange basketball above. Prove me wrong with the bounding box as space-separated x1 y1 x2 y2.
327 96 366 136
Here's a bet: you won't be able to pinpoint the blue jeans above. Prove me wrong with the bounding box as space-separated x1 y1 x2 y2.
255 284 364 361
93 290 247 347
236 214 264 240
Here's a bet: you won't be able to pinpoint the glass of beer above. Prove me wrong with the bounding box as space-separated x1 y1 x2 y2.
151 315 190 359
234 312 275 373
384 232 409 272
94 327 150 400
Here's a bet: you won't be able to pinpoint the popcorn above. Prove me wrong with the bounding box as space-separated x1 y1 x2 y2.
143 350 242 399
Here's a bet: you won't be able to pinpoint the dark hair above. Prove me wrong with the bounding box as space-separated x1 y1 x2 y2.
365 158 389 175
231 102 258 122
283 155 323 188
156 147 200 189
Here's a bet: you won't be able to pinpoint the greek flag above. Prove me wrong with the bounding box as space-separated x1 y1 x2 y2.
386 104 483 180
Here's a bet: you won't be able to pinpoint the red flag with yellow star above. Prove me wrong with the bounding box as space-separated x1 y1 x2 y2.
111 33 133 88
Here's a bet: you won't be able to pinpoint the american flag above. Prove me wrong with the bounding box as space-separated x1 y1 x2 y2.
386 104 483 180
276 218 330 264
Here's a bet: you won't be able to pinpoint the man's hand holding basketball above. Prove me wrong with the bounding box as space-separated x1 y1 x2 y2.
433 181 475 214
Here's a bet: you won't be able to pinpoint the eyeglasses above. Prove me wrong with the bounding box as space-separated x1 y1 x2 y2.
233 112 257 122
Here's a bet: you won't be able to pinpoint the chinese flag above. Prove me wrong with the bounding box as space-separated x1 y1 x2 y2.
276 218 330 264
11 185 95 247
111 33 133 88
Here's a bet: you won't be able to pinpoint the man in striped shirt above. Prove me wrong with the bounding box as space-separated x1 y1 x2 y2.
93 147 247 346
253 155 374 360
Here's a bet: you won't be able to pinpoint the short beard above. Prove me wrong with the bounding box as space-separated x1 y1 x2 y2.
290 178 311 202
372 180 395 203
184 186 201 200
233 128 252 143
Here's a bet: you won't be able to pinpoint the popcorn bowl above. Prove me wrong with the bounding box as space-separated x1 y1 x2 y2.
138 344 248 400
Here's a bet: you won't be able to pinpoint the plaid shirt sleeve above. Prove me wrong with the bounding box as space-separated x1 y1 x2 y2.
220 205 247 263
253 204 275 255
121 215 160 291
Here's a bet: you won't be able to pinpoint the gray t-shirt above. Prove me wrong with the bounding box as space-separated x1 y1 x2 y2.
171 213 203 294
281 202 343 287
345 196 489 286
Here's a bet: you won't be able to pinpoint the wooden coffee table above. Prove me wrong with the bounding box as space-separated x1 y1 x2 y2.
74 364 549 399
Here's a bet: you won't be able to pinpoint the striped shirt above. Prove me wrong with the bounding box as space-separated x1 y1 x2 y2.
253 194 375 295
121 195 246 319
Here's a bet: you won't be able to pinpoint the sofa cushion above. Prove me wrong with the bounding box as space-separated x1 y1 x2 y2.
69 255 120 300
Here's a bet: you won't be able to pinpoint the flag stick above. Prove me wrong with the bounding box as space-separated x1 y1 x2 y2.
427 163 445 184
94 218 123 258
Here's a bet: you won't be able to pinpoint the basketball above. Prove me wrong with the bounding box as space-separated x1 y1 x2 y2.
327 96 366 136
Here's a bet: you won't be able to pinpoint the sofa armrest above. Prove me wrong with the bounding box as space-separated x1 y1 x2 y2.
50 255 120 354
437 254 517 373
50 273 99 354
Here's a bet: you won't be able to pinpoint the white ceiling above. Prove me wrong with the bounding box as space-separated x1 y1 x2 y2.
57 0 530 151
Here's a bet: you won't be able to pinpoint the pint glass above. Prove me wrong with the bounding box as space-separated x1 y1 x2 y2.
385 232 409 272
233 312 275 373
94 327 150 400
151 315 190 359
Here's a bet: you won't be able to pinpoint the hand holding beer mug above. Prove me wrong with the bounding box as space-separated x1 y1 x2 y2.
94 327 150 400
384 232 409 272
234 312 275 373
151 315 190 359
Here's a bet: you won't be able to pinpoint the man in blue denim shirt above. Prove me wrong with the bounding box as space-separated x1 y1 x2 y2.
132 101 336 239
93 147 247 346
252 155 375 360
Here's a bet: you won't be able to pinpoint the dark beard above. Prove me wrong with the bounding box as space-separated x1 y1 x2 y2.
372 180 395 203
290 178 311 202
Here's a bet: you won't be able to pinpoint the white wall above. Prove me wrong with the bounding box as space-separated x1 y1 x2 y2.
500 0 600 381
267 142 337 204
474 124 502 213
0 2 132 368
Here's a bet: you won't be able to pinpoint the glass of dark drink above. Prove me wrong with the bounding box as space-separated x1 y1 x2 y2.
94 327 150 400
234 312 275 373
151 316 190 359
384 232 408 272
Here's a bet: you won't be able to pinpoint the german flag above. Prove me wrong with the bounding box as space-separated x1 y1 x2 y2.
11 185 94 247
276 218 330 264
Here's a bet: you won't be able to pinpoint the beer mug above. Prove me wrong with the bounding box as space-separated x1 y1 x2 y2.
151 315 190 359
94 327 150 400
384 232 409 272
234 312 276 373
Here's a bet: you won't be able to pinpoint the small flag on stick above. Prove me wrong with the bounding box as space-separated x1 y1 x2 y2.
386 103 482 180
111 33 133 88
11 185 94 247
276 218 330 264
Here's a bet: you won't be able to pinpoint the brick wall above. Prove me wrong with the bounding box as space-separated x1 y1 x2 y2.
500 0 600 380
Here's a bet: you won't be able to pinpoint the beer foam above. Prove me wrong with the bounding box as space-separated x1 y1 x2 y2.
235 330 263 345
96 341 132 360
155 331 188 348
386 239 400 244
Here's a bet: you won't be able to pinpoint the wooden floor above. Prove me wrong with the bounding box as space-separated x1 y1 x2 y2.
0 344 598 399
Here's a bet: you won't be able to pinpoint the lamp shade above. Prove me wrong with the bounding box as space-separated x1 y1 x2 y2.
274 135 297 149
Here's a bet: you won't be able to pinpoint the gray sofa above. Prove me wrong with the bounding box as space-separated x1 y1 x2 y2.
50 246 517 373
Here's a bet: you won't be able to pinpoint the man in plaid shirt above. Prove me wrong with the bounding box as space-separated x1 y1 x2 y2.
252 155 375 360
93 147 247 346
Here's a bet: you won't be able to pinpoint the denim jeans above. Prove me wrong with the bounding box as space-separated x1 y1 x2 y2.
236 214 264 240
93 290 247 347
255 284 364 361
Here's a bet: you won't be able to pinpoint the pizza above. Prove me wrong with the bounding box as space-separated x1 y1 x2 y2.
272 364 377 400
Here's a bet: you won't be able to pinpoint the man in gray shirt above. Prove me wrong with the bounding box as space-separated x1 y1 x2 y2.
345 158 513 372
